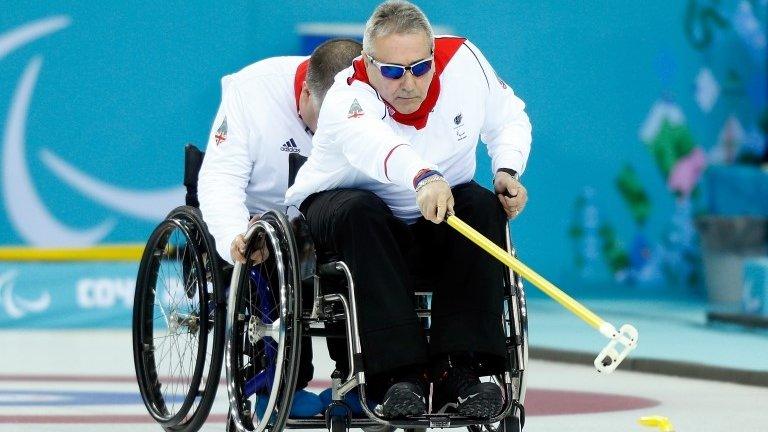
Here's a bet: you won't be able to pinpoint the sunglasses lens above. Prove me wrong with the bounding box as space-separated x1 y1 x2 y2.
380 65 405 79
411 60 432 77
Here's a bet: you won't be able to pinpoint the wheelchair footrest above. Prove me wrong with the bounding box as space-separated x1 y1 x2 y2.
386 413 498 429
427 415 451 428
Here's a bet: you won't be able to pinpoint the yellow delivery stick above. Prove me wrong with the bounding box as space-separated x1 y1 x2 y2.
446 214 638 373
446 215 602 329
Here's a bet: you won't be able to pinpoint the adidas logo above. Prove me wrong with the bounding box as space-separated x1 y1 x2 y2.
280 138 300 153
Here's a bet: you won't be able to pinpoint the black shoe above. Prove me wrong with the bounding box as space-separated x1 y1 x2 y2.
380 382 427 418
432 365 503 418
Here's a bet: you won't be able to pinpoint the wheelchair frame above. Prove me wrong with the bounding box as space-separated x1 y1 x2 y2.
225 210 528 432
133 145 529 432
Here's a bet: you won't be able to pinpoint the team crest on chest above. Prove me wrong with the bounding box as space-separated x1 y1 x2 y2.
347 99 365 119
453 112 467 141
215 116 228 145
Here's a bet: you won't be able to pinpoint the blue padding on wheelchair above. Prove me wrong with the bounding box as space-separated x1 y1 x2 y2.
319 388 378 417
244 265 278 398
244 365 275 398
250 266 276 323
255 389 323 418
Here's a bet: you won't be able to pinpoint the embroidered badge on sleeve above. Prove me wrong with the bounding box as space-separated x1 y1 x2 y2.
347 99 365 119
215 116 228 145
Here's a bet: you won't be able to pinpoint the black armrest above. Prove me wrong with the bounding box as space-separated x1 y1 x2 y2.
184 144 205 208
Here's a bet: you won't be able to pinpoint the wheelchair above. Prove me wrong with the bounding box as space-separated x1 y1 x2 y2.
133 145 529 432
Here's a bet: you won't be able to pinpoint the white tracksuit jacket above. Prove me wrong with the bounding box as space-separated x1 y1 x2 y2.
198 56 311 264
285 37 531 223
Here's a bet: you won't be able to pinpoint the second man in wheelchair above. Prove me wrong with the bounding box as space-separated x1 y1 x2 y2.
197 38 363 417
286 0 532 419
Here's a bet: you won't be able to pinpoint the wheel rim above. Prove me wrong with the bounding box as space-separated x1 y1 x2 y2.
227 217 299 432
134 217 210 426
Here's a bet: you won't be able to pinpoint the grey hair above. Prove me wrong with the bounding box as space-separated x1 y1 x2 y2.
363 0 434 56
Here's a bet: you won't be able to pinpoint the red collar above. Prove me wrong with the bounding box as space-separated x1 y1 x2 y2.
294 58 310 113
347 37 465 130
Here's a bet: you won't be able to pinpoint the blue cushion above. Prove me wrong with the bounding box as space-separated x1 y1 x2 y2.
319 387 378 417
255 389 324 419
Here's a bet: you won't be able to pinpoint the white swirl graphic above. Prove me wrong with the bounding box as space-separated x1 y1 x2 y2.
2 56 116 245
0 16 70 61
2 16 186 245
40 149 183 221
0 270 51 319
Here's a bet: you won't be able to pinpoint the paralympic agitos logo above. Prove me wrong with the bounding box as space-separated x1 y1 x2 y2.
0 270 50 319
1 17 183 247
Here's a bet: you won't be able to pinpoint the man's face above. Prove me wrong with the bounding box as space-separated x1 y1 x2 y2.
364 31 434 115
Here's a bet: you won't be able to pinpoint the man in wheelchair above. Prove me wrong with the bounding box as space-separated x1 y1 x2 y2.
286 0 532 421
198 38 362 417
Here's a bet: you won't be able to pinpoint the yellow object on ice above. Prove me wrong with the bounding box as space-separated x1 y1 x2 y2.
638 415 675 432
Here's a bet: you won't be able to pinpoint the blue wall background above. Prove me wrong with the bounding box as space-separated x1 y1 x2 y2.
1 1 766 297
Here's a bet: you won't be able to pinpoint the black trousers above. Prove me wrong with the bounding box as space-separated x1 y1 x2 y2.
300 181 507 377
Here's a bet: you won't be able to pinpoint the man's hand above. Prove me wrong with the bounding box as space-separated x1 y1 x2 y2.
416 177 454 223
494 171 528 220
230 214 270 264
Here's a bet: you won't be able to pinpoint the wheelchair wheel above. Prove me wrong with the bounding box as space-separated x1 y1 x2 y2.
226 211 302 432
328 415 349 432
503 249 528 404
467 239 528 432
133 205 226 432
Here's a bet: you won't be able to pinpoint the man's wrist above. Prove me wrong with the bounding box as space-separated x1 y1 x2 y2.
413 169 442 189
496 168 519 180
415 173 447 193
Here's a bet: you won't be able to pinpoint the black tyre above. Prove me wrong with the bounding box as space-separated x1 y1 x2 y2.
329 416 349 432
467 411 523 432
467 236 528 432
133 205 226 432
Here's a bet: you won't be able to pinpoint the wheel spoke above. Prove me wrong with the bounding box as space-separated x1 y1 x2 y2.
134 208 225 429
228 215 299 432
